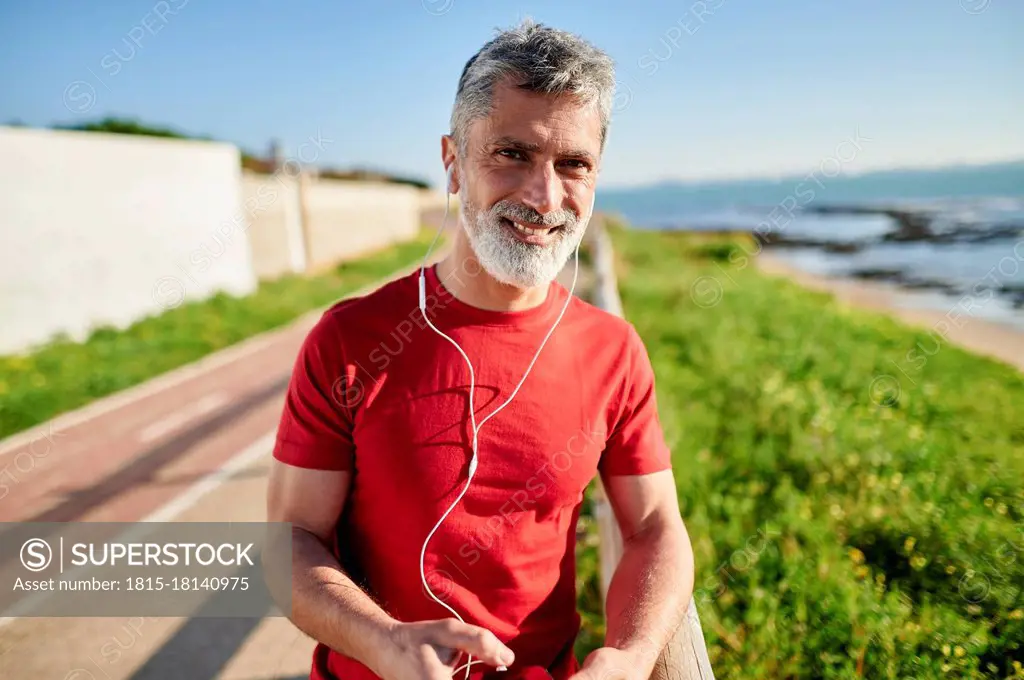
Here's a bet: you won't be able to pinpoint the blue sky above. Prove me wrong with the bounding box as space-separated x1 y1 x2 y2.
1 0 1021 189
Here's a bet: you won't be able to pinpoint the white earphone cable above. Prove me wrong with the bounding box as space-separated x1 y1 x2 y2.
417 168 589 678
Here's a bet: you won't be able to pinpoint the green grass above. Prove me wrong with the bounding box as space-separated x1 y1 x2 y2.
577 225 1024 678
0 233 436 438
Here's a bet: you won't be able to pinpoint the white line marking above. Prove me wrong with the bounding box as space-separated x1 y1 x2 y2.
0 432 275 628
137 392 228 444
140 431 274 523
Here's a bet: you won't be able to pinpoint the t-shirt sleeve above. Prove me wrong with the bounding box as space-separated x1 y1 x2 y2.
599 325 673 477
273 312 357 471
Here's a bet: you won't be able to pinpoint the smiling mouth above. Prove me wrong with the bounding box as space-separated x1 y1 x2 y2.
500 217 563 237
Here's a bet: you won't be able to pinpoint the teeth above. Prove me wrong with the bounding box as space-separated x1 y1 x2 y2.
510 221 551 236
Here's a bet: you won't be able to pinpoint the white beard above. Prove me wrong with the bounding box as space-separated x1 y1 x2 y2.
459 193 587 289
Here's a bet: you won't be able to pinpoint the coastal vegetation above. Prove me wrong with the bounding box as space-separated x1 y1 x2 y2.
576 224 1024 678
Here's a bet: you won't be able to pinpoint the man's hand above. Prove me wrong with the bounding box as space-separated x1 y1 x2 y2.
375 618 516 680
569 647 638 680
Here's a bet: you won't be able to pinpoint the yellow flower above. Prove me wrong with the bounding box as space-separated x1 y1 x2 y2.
910 555 927 570
996 503 1008 515
984 497 995 508
904 537 916 553
942 644 951 656
855 565 870 579
954 646 965 658
1009 609 1023 620
945 565 957 575
849 548 866 564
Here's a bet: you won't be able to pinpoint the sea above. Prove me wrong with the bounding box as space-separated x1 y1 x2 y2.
595 161 1024 331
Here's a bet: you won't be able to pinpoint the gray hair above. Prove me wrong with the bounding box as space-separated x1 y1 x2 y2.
450 18 616 156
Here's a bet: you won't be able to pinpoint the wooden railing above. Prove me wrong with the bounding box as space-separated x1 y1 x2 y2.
587 221 716 680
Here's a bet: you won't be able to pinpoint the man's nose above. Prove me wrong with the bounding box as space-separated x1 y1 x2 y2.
518 163 565 217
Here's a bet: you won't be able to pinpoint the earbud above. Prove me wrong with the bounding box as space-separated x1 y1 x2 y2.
420 165 456 313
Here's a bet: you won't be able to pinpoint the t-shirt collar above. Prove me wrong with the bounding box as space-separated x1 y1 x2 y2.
421 262 567 329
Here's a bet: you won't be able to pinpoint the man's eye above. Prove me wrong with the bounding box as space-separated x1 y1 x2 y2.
498 149 526 160
561 159 590 171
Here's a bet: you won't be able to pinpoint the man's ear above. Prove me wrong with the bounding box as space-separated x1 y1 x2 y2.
440 134 461 195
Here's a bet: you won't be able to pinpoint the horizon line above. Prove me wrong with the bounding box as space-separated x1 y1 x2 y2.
600 156 1024 192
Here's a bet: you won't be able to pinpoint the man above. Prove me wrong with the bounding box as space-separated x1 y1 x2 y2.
267 19 694 680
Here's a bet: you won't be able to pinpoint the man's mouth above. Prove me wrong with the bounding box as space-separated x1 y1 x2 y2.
500 217 563 244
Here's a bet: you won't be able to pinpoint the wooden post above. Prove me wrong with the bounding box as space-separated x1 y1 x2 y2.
587 220 715 680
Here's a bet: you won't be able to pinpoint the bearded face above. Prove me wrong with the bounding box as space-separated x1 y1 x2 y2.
443 80 601 288
459 191 588 288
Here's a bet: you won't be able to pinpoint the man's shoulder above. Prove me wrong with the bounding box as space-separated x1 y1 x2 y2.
564 293 641 351
306 269 418 345
328 269 416 318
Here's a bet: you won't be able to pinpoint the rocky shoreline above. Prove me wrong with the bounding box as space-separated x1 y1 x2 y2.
752 204 1023 250
752 204 1024 309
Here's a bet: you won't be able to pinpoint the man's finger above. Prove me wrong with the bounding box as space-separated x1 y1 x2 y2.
419 648 461 680
432 620 515 668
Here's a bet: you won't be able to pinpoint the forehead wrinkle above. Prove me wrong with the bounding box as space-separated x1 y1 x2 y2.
475 83 602 157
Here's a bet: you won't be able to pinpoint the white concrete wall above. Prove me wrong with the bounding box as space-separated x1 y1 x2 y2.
241 171 305 280
0 126 256 355
417 188 458 214
301 178 420 270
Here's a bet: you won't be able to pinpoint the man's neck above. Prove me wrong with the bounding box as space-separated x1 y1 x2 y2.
434 229 550 313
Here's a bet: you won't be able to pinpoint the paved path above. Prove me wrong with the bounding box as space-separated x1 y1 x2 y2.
0 295 325 679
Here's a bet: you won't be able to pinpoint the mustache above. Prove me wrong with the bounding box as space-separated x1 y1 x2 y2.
490 200 579 228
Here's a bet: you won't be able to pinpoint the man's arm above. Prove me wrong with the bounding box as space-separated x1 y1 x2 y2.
266 460 515 680
574 469 694 680
266 462 395 672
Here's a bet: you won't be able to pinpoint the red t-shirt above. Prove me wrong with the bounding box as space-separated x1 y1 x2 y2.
273 262 672 680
